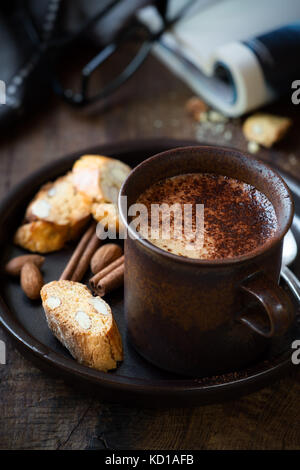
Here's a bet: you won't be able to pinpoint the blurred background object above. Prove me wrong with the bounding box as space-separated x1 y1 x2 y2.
1 0 299 129
141 0 300 116
0 0 160 128
0 0 187 128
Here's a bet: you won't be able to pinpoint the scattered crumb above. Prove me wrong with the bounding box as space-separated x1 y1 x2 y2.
247 141 260 154
195 129 205 141
198 111 209 122
202 121 212 130
186 96 294 151
224 130 232 141
153 119 163 129
208 110 228 123
288 153 298 166
215 123 225 134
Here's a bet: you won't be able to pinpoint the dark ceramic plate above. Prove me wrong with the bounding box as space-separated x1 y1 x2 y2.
0 138 299 406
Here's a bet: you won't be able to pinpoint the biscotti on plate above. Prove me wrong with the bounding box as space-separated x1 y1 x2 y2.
41 280 123 372
14 154 130 253
71 155 131 230
14 220 69 253
15 174 92 253
72 155 131 203
25 174 92 240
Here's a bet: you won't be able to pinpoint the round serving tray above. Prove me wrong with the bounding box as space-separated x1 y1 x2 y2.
0 138 299 406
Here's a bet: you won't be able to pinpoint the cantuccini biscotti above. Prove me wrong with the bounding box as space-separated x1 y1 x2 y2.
71 155 131 229
25 174 92 240
15 174 92 253
243 113 292 148
72 155 131 203
15 155 130 253
14 220 69 253
41 280 123 371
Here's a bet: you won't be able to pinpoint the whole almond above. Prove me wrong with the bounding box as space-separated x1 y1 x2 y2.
90 243 123 274
20 262 44 300
5 255 45 277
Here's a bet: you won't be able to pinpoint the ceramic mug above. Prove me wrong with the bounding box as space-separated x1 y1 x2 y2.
119 146 294 376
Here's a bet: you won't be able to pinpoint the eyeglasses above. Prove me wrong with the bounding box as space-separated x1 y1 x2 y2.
49 0 197 107
52 20 154 107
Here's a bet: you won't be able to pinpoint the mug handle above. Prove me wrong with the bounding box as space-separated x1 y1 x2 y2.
238 273 294 338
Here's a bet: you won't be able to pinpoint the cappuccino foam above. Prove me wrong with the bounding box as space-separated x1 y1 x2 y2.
136 173 277 259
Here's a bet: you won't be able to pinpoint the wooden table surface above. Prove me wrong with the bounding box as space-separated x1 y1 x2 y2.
0 53 300 450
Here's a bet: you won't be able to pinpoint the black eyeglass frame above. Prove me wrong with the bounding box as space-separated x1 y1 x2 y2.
52 21 155 107
51 0 196 107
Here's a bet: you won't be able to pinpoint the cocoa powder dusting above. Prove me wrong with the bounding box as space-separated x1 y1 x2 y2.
136 173 277 259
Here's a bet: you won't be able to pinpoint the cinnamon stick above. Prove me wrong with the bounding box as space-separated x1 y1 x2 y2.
89 255 124 290
71 233 101 282
60 222 96 281
94 263 124 297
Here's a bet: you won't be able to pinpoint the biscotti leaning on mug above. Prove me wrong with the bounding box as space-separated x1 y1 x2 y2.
71 155 131 231
14 155 131 253
41 280 123 372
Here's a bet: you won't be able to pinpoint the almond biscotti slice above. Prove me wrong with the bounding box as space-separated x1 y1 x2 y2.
14 220 69 253
243 113 292 148
41 280 123 371
71 155 131 204
26 174 92 241
71 155 130 232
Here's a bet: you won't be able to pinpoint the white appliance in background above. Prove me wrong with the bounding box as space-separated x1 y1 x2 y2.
139 0 300 116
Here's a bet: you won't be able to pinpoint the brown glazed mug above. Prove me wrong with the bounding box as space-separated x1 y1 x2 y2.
119 146 294 376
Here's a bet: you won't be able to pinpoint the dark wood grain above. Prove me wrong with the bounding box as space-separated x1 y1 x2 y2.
0 53 300 450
